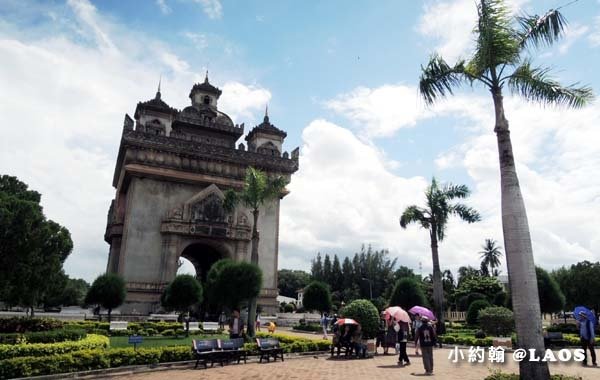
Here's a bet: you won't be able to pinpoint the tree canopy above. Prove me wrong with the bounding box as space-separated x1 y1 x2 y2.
85 273 126 321
302 281 332 314
277 269 310 299
162 274 203 312
535 267 565 314
209 261 262 310
389 277 428 310
0 175 73 316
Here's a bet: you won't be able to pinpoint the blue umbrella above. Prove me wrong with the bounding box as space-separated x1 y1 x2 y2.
574 306 596 326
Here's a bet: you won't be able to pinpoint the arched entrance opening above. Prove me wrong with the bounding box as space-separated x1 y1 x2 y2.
179 243 224 283
178 242 227 319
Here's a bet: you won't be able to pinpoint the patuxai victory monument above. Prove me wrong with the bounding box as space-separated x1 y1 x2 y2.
104 75 299 315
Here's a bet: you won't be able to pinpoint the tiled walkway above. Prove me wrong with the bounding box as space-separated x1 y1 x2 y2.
113 348 598 380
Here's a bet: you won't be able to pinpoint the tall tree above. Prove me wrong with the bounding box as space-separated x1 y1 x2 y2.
389 278 429 310
302 281 332 315
400 177 480 326
85 273 126 322
331 255 343 292
480 239 503 277
323 254 333 287
535 267 565 315
341 256 354 290
223 167 287 337
0 175 73 316
418 2 592 377
457 266 482 287
311 253 324 282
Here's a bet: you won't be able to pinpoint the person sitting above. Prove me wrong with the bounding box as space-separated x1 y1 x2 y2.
352 325 367 358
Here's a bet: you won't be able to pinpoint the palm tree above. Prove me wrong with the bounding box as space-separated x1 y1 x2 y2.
418 1 593 377
400 177 480 327
479 238 503 277
223 167 287 337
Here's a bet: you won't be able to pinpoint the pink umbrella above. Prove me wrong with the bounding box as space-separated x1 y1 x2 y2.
384 306 411 323
408 306 436 321
336 318 359 325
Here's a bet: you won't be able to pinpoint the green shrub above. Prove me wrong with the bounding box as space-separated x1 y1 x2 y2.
478 306 514 337
145 328 158 336
340 299 380 339
283 303 295 313
161 329 175 336
175 328 185 336
0 334 108 360
442 336 456 344
2 329 87 344
0 318 64 333
466 300 491 325
474 330 486 339
292 324 321 332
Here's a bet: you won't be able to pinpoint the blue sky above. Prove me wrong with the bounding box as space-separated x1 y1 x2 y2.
1 0 600 282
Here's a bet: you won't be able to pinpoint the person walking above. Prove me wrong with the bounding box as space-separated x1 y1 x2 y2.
579 311 597 366
229 309 243 339
415 316 436 376
413 314 422 355
384 317 398 355
218 311 227 330
397 321 411 366
255 312 261 332
321 313 329 339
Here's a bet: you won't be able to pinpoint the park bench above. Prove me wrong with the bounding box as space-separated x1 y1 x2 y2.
109 321 128 331
218 337 247 364
192 339 220 369
185 321 201 332
544 332 567 348
203 321 219 332
256 338 284 363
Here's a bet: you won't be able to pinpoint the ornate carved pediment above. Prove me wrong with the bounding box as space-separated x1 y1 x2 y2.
191 192 226 224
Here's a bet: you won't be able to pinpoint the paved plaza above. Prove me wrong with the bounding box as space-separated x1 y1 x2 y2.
112 348 598 380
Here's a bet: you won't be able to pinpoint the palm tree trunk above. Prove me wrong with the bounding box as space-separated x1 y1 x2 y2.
430 227 445 326
247 208 260 337
492 89 549 380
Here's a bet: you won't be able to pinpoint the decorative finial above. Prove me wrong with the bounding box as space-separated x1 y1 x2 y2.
204 70 209 83
264 104 269 122
156 75 162 100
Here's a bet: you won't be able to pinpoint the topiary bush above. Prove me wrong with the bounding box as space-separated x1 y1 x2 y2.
340 299 380 339
283 303 295 313
0 329 87 344
478 306 514 337
466 300 491 326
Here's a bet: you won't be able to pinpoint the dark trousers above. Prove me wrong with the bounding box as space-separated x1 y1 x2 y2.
421 346 434 373
230 333 240 339
398 341 410 364
581 338 597 365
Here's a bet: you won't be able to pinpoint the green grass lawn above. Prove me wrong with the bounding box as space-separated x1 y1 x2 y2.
109 334 227 349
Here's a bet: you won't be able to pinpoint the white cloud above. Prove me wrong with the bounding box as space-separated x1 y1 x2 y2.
325 84 427 137
182 31 208 50
156 0 172 15
558 23 588 54
219 82 271 123
417 0 530 62
194 0 223 19
590 16 600 46
0 1 270 282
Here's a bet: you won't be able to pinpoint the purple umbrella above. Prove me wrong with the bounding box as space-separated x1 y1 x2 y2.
408 306 436 321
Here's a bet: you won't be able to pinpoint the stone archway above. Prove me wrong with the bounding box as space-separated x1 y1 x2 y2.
179 242 225 283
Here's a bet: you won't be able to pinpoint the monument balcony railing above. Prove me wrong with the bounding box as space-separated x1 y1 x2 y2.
174 115 244 135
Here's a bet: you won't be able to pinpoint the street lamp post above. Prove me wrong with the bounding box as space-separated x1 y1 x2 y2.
361 277 373 300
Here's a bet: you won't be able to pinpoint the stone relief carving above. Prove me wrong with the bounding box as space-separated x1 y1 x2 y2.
191 193 226 224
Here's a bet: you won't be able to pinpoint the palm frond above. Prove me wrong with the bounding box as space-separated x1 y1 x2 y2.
419 54 468 105
517 9 567 50
443 184 471 200
264 175 288 200
222 189 239 213
472 0 520 70
450 204 481 223
399 205 429 229
507 61 594 108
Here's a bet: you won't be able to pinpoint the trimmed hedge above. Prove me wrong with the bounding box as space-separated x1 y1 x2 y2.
292 324 322 332
0 333 330 379
0 334 108 360
0 346 192 379
0 329 86 344
0 318 64 333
